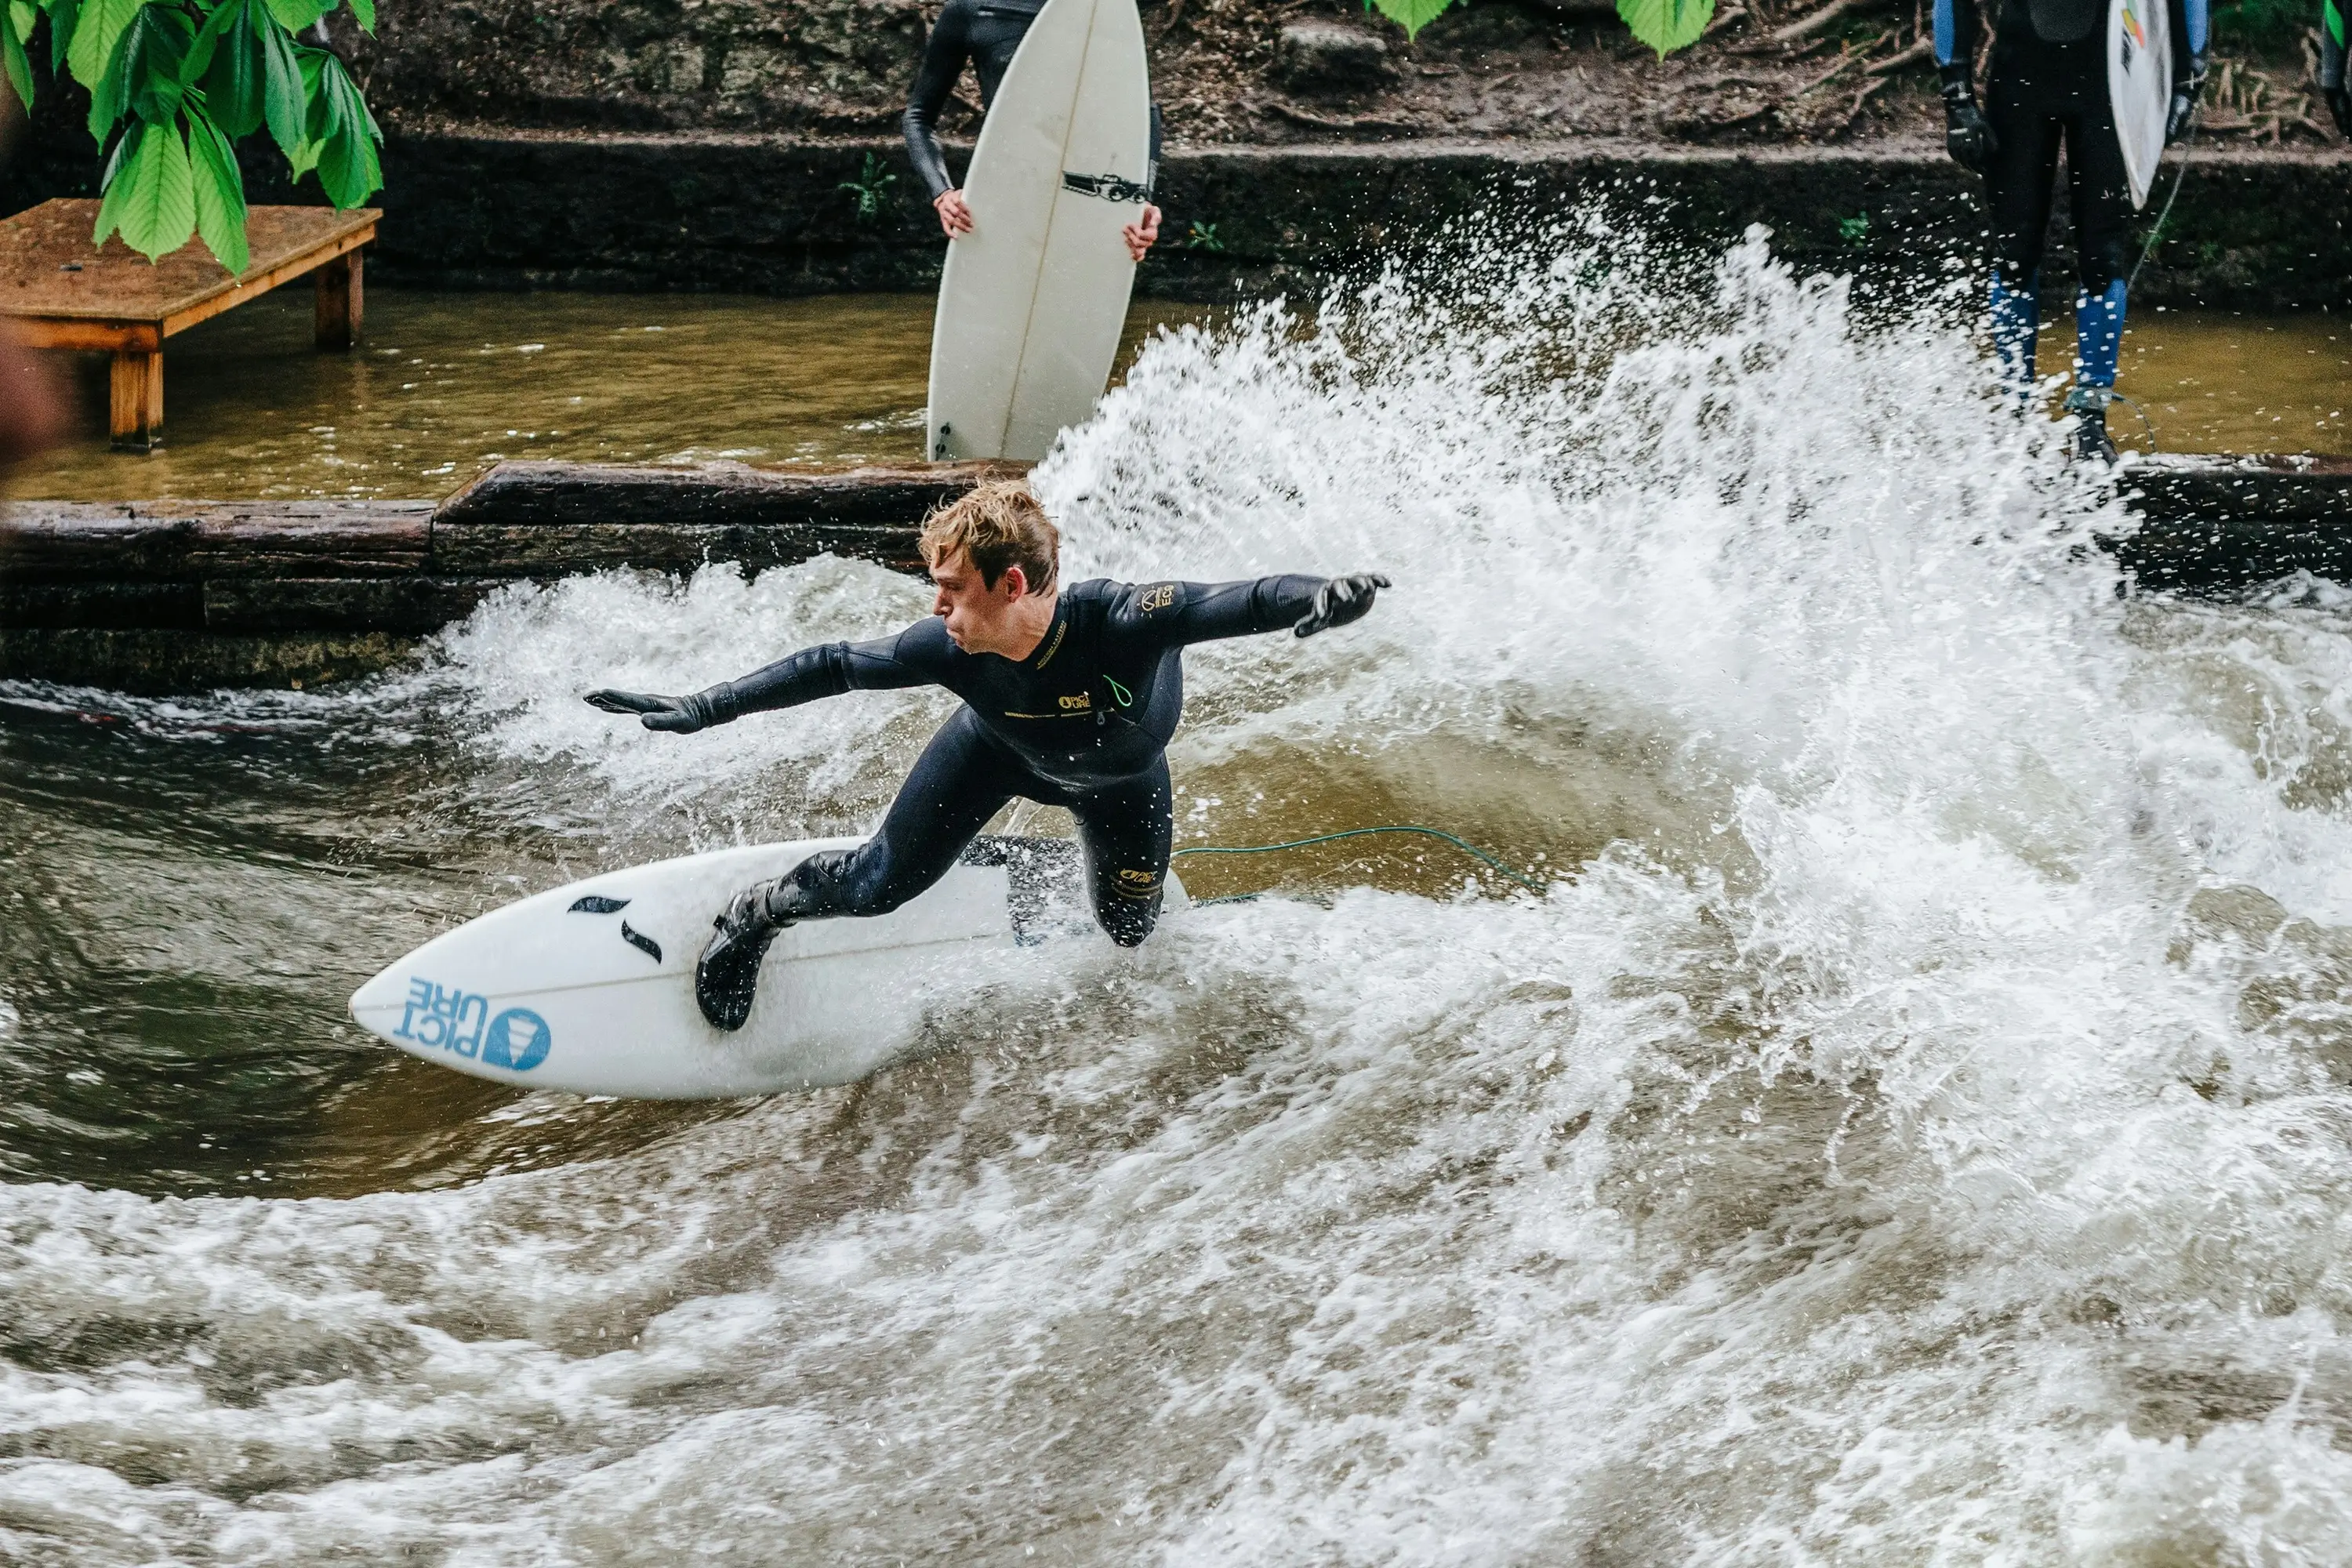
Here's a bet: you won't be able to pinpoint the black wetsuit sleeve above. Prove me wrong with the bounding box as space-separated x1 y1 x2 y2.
698 629 941 723
1148 103 1163 199
1109 575 1323 648
902 0 975 204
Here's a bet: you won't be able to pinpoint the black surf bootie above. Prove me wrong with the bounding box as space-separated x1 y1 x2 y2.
2063 386 2119 464
695 858 847 1032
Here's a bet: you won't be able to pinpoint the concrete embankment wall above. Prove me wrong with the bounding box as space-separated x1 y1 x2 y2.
3 459 2348 692
310 135 2352 310
332 135 2352 310
6 129 2349 308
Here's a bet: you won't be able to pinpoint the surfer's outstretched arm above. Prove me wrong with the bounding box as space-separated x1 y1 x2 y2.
1110 572 1392 648
585 627 947 734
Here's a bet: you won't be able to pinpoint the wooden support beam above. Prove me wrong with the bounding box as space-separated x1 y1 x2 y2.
314 251 363 350
109 349 162 450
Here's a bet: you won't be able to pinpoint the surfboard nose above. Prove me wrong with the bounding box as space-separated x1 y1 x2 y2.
349 962 412 1039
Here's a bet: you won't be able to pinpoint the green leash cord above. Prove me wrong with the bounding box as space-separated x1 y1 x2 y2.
1171 825 1550 898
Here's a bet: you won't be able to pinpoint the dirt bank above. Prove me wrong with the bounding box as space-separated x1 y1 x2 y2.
332 0 2334 151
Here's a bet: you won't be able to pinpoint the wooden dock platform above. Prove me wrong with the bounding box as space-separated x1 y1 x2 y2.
0 201 379 450
0 456 2344 693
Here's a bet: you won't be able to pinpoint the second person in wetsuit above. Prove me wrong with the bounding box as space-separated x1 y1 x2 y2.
902 0 1165 260
1937 0 2209 457
586 483 1388 1031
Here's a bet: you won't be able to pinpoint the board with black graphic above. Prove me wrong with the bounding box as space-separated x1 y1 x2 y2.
924 0 1152 463
349 837 1182 1099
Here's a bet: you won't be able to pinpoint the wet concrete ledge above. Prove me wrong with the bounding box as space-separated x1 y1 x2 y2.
1 456 2347 692
358 133 2351 310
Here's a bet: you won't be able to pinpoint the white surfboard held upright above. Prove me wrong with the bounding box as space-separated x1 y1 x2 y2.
350 839 1183 1099
2107 0 2173 209
925 0 1152 463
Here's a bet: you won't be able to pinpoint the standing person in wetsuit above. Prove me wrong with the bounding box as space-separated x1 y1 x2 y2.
1937 0 2209 457
902 0 1165 260
585 483 1387 1031
2324 0 2350 138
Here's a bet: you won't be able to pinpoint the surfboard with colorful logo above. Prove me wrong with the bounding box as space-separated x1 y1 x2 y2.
2109 0 2174 209
349 837 1183 1099
924 0 1152 463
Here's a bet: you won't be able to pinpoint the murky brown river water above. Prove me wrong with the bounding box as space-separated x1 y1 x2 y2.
2 292 1216 500
2 289 2343 503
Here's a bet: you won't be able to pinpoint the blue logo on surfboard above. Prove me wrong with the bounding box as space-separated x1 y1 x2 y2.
394 978 552 1073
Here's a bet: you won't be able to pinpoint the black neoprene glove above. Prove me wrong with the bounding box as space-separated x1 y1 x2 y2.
584 686 738 733
1293 573 1391 638
1940 64 1997 174
2165 53 2206 143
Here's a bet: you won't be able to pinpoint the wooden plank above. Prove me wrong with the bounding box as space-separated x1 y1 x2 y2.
0 627 416 695
432 459 1025 530
0 581 205 630
0 502 434 583
430 522 925 579
2113 456 2352 590
11 320 158 351
314 251 363 350
109 350 162 448
0 201 380 329
204 576 504 635
159 222 376 340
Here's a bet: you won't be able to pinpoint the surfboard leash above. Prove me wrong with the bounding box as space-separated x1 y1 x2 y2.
1173 825 1551 898
2129 107 2195 296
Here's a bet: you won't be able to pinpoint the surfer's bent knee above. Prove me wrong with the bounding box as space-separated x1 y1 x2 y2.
1094 864 1166 947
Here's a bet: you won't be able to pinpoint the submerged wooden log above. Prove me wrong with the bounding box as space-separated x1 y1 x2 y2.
434 460 1023 529
0 502 434 583
201 578 510 636
2111 456 2352 590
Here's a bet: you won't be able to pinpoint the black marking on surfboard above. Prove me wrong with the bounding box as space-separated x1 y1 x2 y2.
568 895 630 914
1061 171 1150 204
619 921 663 964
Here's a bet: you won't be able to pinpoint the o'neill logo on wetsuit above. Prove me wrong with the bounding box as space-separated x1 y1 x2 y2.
1062 171 1150 204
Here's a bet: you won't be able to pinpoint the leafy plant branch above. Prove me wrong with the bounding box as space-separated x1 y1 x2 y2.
0 0 384 270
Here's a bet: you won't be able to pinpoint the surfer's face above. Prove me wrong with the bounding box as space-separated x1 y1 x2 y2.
931 550 1039 657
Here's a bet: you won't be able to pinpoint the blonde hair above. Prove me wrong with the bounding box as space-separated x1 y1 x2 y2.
920 481 1061 593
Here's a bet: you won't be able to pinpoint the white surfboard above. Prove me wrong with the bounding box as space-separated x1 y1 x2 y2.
349 837 1182 1099
2109 0 2173 209
924 0 1152 463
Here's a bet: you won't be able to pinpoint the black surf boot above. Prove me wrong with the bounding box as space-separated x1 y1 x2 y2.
2063 386 2119 464
695 854 849 1031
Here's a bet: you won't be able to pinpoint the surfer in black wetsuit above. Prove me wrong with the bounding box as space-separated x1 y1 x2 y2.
586 482 1387 1030
902 0 1165 260
1936 0 2208 459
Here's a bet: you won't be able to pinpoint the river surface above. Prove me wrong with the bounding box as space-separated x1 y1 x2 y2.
0 286 2343 502
9 228 2352 1562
